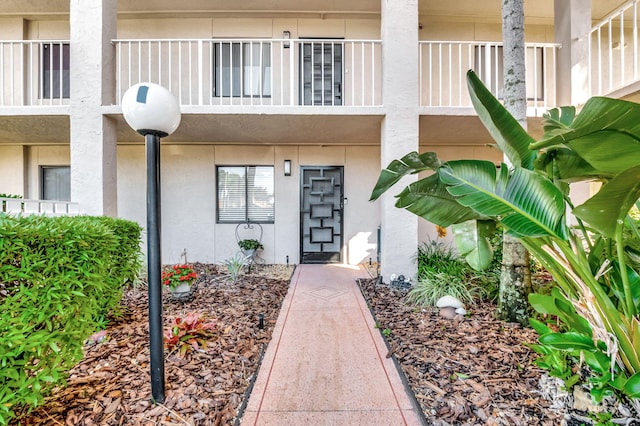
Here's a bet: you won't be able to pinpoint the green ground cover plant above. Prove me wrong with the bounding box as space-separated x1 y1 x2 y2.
0 214 142 423
408 240 489 306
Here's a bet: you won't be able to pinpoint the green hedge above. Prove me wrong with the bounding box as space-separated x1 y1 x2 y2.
0 214 143 423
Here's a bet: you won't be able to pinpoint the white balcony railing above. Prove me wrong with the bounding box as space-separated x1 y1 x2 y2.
1 198 79 216
419 41 559 111
0 40 69 107
589 0 640 97
114 38 382 107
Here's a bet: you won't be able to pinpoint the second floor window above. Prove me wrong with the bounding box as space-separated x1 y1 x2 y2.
217 166 275 223
213 42 271 97
42 43 70 99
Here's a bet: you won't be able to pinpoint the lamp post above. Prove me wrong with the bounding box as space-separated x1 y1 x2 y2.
122 82 181 403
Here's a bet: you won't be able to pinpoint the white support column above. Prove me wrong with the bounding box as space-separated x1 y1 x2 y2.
69 0 118 216
555 0 592 106
380 0 420 282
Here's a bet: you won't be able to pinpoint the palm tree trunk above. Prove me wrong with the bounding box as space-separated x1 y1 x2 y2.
498 0 532 324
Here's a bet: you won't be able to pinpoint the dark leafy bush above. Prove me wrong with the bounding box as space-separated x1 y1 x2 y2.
0 214 142 423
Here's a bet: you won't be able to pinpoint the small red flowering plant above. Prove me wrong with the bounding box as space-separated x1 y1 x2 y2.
162 264 197 290
164 312 217 357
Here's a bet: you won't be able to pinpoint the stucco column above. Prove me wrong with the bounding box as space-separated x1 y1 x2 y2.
555 0 591 106
69 0 118 216
379 0 420 281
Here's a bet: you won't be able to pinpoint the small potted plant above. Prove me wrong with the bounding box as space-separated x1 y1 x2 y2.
162 264 197 300
238 239 264 257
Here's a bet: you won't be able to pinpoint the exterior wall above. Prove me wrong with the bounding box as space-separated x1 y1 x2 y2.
0 18 26 38
25 20 69 39
25 145 70 199
117 18 380 39
0 146 26 196
344 145 380 265
116 143 380 266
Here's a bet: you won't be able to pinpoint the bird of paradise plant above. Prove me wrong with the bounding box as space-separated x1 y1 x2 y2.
371 70 640 401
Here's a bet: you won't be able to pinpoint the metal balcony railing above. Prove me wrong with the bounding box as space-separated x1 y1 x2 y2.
1 197 79 216
420 41 559 110
589 0 640 97
113 38 382 107
0 40 69 107
419 41 559 110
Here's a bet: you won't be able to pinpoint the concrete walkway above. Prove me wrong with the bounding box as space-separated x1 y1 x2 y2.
241 264 423 425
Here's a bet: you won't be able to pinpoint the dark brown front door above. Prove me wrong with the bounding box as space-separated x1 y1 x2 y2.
300 166 343 263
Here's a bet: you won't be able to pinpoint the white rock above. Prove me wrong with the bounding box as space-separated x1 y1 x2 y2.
439 306 457 319
455 307 467 316
435 295 464 309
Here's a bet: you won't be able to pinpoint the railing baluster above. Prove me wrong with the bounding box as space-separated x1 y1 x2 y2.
198 40 203 106
361 42 365 106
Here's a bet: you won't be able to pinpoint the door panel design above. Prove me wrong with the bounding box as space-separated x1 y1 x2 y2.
301 167 343 263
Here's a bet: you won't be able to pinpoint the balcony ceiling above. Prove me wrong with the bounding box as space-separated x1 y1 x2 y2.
0 112 384 145
0 1 628 22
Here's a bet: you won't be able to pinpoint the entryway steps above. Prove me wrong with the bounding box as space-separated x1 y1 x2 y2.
241 264 423 425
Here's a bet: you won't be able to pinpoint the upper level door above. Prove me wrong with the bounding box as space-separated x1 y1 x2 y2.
299 41 343 106
300 166 343 263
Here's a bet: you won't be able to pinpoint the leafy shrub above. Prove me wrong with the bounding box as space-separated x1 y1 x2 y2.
407 270 485 307
408 241 486 306
164 312 217 357
0 214 142 423
238 238 263 251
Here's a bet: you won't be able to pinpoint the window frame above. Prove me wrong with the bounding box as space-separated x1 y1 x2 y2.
216 165 275 224
40 165 71 201
212 41 272 98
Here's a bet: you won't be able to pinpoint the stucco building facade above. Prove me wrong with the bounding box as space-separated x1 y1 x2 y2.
0 0 635 280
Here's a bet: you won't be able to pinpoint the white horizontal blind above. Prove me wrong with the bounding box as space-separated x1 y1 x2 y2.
218 167 246 222
217 166 274 223
247 166 275 222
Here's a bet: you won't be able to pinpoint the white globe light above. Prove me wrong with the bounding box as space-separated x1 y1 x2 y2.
121 82 181 137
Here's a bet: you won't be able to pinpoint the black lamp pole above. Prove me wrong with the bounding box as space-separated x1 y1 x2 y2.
122 82 180 405
145 131 165 403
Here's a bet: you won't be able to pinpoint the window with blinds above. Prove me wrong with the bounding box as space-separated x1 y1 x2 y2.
41 166 70 201
217 166 274 223
213 42 272 97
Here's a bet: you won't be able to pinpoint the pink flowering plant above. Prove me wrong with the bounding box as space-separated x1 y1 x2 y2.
162 264 197 290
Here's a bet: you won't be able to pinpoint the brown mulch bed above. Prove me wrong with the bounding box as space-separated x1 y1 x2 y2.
12 263 293 426
13 263 566 425
358 276 563 426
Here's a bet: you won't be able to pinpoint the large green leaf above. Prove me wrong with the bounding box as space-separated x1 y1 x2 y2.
609 261 640 315
370 151 442 201
451 220 495 271
531 97 640 176
438 160 568 239
533 147 602 182
573 165 640 238
466 70 536 169
542 106 576 134
539 332 596 351
394 174 484 226
624 371 640 398
528 291 593 336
